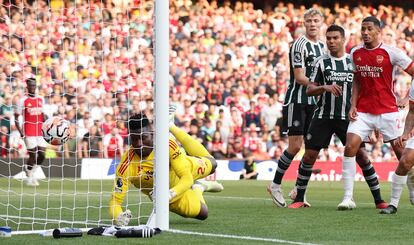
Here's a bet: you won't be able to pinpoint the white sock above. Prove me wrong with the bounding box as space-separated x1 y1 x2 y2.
342 156 356 200
271 182 281 189
390 173 407 208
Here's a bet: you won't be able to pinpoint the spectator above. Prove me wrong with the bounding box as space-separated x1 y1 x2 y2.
0 126 10 157
103 127 124 159
80 125 103 158
239 150 258 180
208 130 227 159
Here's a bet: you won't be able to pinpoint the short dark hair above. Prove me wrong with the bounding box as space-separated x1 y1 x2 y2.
128 113 150 132
326 24 345 37
25 78 36 84
362 16 381 28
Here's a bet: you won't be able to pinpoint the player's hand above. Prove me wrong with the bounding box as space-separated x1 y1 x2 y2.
169 189 177 202
397 97 408 109
394 132 413 148
348 106 358 121
324 84 342 97
116 209 132 227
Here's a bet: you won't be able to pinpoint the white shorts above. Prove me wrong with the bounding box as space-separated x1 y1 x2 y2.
347 111 403 142
25 136 47 149
406 137 414 149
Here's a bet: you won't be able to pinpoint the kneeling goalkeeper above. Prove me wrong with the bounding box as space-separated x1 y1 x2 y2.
109 112 223 226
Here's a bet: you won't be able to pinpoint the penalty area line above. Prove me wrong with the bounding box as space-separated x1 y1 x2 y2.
168 229 322 245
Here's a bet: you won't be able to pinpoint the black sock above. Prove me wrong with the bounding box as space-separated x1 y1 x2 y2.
294 160 313 202
362 162 383 203
273 150 294 185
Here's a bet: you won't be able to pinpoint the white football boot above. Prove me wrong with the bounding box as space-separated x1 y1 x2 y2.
192 179 224 192
337 198 356 210
267 182 286 207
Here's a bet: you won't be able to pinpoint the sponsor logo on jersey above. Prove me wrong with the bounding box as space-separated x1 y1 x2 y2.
325 70 354 82
27 107 43 115
355 65 383 78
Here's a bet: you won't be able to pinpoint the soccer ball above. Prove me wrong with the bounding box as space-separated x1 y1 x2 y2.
42 116 70 145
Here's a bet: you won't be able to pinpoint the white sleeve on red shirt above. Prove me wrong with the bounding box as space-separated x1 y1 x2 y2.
15 97 25 116
103 134 110 146
40 97 46 114
384 44 413 71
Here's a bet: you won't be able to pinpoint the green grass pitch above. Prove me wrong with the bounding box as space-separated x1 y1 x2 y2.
1 179 414 244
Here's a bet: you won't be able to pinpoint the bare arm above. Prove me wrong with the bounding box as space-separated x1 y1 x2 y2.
306 82 342 96
403 102 414 136
293 68 310 86
348 76 360 121
14 113 23 137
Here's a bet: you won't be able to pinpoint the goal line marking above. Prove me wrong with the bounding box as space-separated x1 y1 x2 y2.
169 229 322 245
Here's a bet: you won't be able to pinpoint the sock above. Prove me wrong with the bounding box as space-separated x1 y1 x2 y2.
294 160 313 202
273 150 294 185
361 162 383 203
390 173 407 208
192 187 206 205
169 125 211 157
342 156 356 200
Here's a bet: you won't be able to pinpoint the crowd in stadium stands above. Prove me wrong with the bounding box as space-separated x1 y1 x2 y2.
0 0 413 162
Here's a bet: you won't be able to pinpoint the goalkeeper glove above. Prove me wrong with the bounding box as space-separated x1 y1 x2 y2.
149 189 177 203
169 105 177 128
116 209 132 227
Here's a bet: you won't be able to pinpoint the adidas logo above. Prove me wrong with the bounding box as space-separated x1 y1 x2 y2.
326 65 331 70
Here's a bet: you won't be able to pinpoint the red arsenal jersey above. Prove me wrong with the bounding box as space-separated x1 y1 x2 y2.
351 43 413 114
18 96 44 136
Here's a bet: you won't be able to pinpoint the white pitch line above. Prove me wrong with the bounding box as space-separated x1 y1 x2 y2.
169 229 322 245
204 195 375 205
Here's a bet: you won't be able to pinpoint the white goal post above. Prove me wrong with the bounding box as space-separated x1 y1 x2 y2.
0 0 169 234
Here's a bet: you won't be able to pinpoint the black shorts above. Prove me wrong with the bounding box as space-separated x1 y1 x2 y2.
305 118 349 151
282 103 316 136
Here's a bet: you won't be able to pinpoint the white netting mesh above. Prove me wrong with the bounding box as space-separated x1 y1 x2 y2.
0 0 156 232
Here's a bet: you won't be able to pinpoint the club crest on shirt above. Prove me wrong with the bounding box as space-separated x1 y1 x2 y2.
293 120 300 127
376 55 384 64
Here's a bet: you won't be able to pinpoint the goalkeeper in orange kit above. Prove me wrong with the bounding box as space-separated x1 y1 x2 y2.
109 108 223 226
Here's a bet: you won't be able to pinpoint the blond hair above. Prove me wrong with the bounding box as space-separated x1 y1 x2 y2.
304 8 323 20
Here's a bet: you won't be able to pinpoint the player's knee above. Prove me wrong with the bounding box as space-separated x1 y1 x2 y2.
37 152 45 165
196 204 208 220
399 156 414 173
207 157 217 174
302 150 318 164
344 144 358 157
355 148 369 167
288 145 301 156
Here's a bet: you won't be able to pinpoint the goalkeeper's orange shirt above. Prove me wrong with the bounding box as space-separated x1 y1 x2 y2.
109 136 194 219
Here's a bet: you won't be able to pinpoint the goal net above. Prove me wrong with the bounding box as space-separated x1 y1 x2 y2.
0 0 169 234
